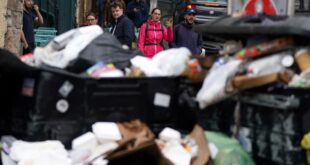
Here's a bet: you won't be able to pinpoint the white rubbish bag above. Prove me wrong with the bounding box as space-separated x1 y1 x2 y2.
34 25 103 68
196 59 242 109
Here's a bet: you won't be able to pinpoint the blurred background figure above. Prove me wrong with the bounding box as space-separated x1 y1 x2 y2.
104 0 113 27
97 0 107 27
21 0 44 54
110 0 135 48
104 0 126 28
79 12 98 27
126 0 149 28
86 12 98 26
171 9 203 55
138 8 173 58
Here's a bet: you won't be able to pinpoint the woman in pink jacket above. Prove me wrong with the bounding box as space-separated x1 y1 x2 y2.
138 8 173 58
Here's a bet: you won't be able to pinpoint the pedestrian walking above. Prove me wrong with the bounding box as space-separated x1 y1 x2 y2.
126 0 149 28
110 0 135 48
137 8 173 58
21 0 44 54
171 9 203 55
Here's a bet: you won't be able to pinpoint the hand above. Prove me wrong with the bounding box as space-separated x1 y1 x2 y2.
33 4 39 11
165 17 173 28
23 42 29 49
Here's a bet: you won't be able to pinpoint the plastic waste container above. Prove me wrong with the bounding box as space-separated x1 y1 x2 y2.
194 14 310 164
2 66 183 147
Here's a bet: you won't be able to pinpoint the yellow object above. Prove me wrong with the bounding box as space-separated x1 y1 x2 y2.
185 145 192 152
301 132 310 164
295 49 310 72
106 64 115 68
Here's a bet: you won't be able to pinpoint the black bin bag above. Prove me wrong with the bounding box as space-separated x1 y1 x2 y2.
0 49 36 136
67 33 142 73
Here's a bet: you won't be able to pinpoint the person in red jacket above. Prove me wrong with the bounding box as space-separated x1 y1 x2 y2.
137 8 173 58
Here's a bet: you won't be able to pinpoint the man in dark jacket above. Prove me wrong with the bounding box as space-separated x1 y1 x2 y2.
171 9 203 55
110 1 135 48
126 0 149 28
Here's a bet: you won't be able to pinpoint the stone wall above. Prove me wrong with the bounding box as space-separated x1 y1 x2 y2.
0 0 23 55
5 0 23 55
0 0 8 48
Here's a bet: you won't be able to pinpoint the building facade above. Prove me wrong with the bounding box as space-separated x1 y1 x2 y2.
34 0 76 34
0 0 23 55
0 0 161 55
0 0 76 55
76 0 95 26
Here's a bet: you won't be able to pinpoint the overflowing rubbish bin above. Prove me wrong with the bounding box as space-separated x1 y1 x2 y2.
0 57 192 148
0 25 210 164
194 14 310 164
199 87 309 164
5 13 310 164
0 26 199 150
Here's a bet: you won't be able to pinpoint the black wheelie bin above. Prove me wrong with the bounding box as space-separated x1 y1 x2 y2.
194 14 310 164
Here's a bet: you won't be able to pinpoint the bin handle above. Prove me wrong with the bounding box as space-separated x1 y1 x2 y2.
232 92 300 110
233 14 287 25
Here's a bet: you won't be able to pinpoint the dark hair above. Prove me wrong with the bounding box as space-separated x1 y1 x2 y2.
151 8 161 14
110 0 126 10
86 12 97 19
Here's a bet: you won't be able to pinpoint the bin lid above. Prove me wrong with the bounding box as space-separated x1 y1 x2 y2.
194 14 310 39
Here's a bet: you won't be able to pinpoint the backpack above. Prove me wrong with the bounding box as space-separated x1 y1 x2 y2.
144 23 164 46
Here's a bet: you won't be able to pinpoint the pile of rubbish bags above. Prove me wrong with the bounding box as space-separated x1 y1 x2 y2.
1 120 207 165
16 20 310 111
1 120 255 165
196 36 310 109
20 25 201 79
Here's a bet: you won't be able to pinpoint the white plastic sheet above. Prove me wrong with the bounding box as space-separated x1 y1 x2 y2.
9 140 71 165
34 25 103 68
196 59 242 109
246 53 287 77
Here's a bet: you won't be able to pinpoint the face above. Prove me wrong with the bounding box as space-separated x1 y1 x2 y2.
151 9 161 22
184 13 196 24
24 0 34 9
87 15 97 25
112 6 123 19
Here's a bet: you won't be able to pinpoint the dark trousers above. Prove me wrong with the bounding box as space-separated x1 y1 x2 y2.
23 42 35 55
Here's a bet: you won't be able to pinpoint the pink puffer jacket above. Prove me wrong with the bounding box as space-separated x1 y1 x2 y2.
138 20 173 58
